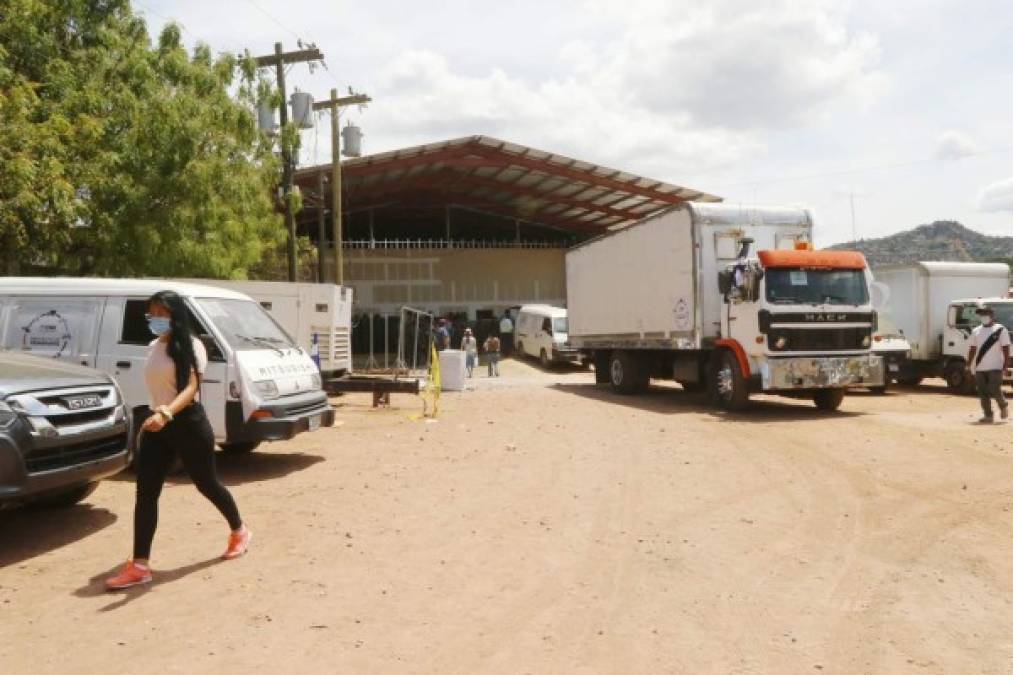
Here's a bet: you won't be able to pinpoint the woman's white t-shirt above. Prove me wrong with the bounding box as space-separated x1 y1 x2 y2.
144 337 208 408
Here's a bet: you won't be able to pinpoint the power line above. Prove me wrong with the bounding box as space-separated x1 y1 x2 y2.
133 2 245 56
242 0 302 41
240 0 344 90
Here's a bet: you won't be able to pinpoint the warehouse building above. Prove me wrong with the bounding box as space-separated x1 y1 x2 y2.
293 135 719 358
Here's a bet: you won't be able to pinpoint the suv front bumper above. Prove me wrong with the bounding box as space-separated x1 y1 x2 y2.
0 424 129 502
760 354 885 390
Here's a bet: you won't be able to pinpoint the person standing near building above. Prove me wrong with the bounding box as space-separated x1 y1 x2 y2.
434 318 450 351
967 306 1010 424
499 313 514 356
484 333 501 377
462 328 478 378
105 291 250 590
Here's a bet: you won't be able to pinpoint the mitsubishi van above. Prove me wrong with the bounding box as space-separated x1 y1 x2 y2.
0 278 335 454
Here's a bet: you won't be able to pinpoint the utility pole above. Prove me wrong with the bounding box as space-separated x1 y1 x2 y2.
253 42 323 281
316 171 326 283
314 89 370 285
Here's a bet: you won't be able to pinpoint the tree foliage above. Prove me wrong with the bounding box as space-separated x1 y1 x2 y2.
0 0 286 278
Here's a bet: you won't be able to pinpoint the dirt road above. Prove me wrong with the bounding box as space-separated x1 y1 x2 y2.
3 359 1013 674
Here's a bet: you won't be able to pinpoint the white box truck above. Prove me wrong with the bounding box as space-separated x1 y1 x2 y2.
871 262 1011 391
566 203 884 411
183 280 352 378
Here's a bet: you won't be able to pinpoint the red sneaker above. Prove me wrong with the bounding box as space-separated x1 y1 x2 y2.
222 526 252 560
105 560 152 590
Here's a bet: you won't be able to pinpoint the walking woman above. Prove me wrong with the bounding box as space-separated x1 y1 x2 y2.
106 291 251 590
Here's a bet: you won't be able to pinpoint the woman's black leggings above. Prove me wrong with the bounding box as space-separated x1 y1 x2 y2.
133 403 242 560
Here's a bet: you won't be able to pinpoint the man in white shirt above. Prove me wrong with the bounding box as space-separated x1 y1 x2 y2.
499 314 514 356
967 306 1010 423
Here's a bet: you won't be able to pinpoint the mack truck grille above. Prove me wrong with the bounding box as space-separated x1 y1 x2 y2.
768 327 871 352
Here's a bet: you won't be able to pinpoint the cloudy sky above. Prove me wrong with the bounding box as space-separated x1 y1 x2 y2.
141 0 1013 246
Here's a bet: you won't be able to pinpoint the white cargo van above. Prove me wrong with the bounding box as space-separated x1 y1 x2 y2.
0 278 335 453
514 305 579 367
182 280 352 377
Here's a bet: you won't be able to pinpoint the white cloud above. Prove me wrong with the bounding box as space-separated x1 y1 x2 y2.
357 1 886 181
575 0 886 130
365 49 761 179
934 129 978 160
977 177 1013 213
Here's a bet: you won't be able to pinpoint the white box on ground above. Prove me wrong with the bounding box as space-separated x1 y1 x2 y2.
438 350 467 391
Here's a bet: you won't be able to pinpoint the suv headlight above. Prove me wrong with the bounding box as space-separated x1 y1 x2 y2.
0 402 17 429
254 380 280 399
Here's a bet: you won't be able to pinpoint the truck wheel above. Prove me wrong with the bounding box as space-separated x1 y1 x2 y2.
944 361 975 395
813 389 846 411
710 350 750 411
219 441 261 454
539 348 551 369
868 384 888 395
895 373 923 386
34 482 100 508
609 351 648 394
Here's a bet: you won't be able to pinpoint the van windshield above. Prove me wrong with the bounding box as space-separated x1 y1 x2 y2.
553 317 568 334
765 269 869 306
196 298 295 350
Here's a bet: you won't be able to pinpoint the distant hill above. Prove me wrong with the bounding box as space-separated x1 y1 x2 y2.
827 221 1013 267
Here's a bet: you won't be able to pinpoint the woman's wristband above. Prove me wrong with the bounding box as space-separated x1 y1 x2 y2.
157 405 174 422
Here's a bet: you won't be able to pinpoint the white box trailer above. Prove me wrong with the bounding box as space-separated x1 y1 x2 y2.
183 280 353 377
566 202 884 410
871 262 1010 389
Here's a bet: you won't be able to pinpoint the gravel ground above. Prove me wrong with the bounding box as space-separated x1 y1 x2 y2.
3 358 1013 674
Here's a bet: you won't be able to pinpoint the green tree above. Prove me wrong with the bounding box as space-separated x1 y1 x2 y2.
0 0 285 278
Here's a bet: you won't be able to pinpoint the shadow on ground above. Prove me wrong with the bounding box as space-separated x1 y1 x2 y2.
73 556 223 611
552 382 865 422
0 504 117 568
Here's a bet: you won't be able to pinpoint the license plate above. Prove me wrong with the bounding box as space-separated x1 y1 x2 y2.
888 364 899 372
308 415 321 432
65 395 102 410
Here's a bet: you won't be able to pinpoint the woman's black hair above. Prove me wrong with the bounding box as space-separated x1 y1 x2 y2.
148 290 198 393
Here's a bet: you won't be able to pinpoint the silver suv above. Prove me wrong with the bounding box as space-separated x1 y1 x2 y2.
0 352 129 508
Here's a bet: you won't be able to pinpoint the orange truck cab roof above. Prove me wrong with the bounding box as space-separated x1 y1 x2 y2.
757 249 868 270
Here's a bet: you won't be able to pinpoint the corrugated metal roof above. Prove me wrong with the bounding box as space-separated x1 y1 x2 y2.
294 135 721 234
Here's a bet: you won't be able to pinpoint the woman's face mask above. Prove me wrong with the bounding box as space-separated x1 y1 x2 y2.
148 317 172 335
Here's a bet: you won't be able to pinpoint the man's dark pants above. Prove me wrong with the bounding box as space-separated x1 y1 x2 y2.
975 369 1007 419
